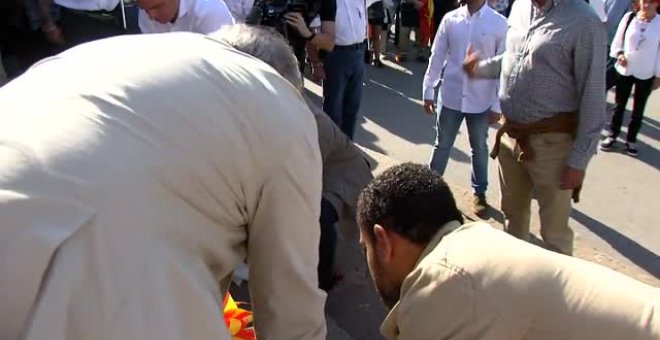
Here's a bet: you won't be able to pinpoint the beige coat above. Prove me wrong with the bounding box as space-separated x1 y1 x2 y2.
0 33 326 340
382 221 659 340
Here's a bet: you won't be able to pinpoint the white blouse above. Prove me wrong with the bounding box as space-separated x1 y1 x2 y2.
610 12 660 80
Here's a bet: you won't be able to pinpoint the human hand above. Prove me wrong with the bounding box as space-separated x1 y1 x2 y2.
463 45 480 77
284 12 312 38
311 62 325 82
43 24 65 46
560 166 585 190
616 54 628 67
488 111 502 124
423 100 435 115
653 77 660 90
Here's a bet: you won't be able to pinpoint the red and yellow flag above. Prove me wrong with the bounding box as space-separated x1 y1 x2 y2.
223 294 256 340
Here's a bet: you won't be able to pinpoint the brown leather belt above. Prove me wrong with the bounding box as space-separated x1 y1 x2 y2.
490 112 583 202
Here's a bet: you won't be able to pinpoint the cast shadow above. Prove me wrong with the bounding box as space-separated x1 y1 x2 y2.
602 108 660 170
356 63 471 164
571 209 660 279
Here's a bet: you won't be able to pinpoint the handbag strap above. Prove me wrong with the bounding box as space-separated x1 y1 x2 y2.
621 11 637 46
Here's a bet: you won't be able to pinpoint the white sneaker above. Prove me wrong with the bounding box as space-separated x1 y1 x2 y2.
599 137 616 151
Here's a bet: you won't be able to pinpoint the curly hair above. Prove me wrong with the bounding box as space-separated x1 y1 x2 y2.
357 163 464 246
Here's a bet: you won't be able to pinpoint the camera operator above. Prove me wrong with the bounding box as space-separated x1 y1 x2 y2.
247 0 336 75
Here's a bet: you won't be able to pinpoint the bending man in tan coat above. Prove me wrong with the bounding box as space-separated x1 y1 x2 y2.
0 32 326 339
357 163 658 340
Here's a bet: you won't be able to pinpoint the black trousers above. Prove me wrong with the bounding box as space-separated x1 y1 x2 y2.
318 198 338 291
610 74 654 143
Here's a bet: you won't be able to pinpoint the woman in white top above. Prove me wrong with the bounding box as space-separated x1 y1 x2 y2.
600 0 660 156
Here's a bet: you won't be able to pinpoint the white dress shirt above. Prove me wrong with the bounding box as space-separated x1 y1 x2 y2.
0 32 326 340
335 0 367 45
588 0 607 22
223 0 254 22
139 0 235 34
422 4 507 114
610 12 660 80
54 0 119 11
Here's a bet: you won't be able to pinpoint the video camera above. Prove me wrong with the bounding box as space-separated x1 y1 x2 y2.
245 0 308 39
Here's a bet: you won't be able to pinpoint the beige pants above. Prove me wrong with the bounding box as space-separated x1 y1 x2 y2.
497 132 575 255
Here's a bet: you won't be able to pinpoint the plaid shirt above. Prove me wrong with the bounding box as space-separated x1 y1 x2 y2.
478 0 608 170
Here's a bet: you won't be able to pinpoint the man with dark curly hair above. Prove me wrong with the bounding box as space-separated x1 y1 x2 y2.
357 162 659 340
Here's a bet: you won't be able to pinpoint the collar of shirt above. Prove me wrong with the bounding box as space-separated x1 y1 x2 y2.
379 220 463 339
174 0 192 22
458 1 487 19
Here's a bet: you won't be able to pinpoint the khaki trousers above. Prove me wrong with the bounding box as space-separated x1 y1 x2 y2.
497 132 574 255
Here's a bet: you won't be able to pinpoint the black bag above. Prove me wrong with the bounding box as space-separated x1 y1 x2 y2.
364 39 373 64
606 11 636 90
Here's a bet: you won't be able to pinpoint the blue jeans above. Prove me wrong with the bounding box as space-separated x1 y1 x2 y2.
322 46 365 139
429 106 490 194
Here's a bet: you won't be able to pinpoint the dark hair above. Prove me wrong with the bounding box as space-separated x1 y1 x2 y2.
357 163 464 246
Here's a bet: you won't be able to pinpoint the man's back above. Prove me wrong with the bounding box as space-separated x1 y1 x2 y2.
0 33 326 340
408 222 659 339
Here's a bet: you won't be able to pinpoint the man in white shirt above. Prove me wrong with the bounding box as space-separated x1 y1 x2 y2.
138 0 235 33
422 0 506 215
0 32 326 340
322 0 367 139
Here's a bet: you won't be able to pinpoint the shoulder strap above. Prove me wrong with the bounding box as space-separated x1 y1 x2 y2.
621 11 636 45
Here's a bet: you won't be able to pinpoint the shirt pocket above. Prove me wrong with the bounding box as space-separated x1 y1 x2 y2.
473 29 498 56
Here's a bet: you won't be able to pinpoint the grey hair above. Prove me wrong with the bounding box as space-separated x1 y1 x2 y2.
210 24 303 90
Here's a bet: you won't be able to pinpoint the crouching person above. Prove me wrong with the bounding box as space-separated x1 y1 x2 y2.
357 162 659 340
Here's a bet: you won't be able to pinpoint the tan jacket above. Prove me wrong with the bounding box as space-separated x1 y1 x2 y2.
305 96 373 229
0 33 326 340
382 221 659 340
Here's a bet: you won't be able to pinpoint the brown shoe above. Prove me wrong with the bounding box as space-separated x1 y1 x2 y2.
472 194 488 216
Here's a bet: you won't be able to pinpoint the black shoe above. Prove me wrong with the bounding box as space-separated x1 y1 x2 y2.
373 58 384 68
416 55 428 63
599 137 616 151
625 142 638 157
472 194 488 216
